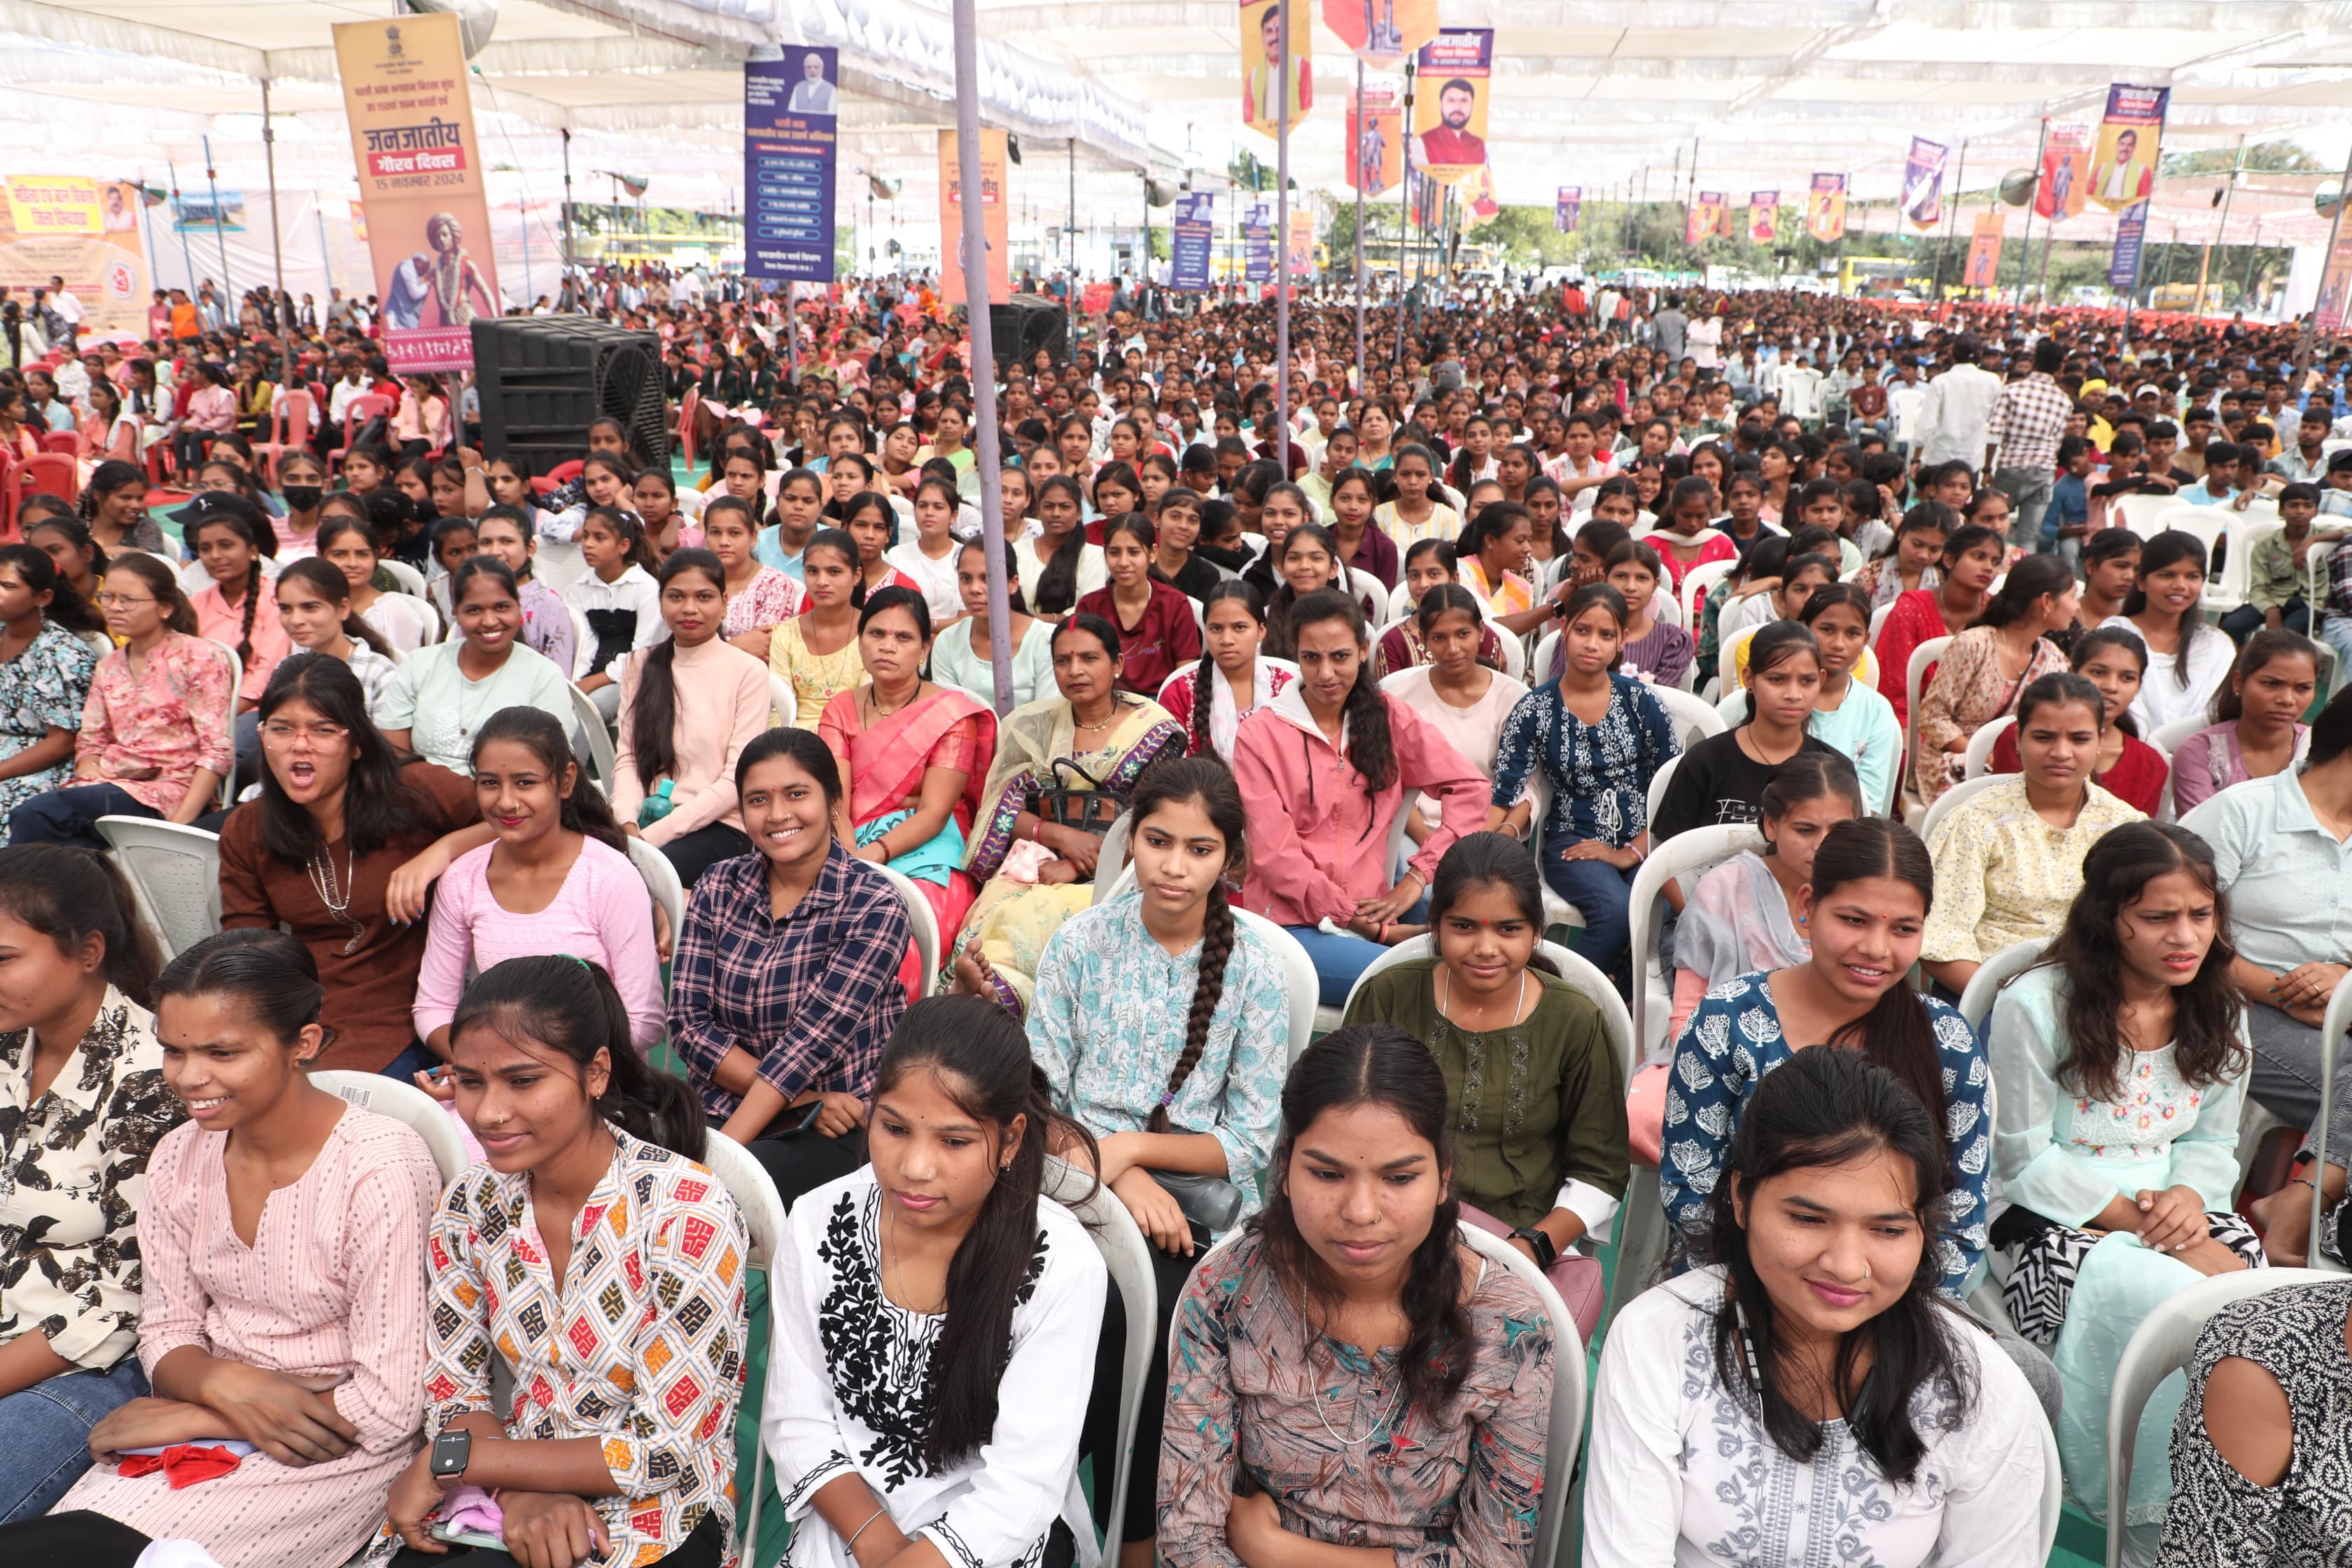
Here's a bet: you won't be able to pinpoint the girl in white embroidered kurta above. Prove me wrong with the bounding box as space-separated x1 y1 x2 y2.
765 997 1107 1568
384 955 750 1568
6 931 440 1568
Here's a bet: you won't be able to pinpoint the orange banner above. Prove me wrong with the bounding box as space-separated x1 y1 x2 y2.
332 12 499 372
938 128 1010 308
1965 211 2005 290
0 178 148 340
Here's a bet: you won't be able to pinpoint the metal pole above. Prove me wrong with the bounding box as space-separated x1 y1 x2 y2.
1394 59 1413 364
316 203 335 298
166 162 197 297
2197 133 2246 313
1931 138 1968 302
949 0 1013 713
1274 0 1291 468
1067 140 1076 356
1353 58 1365 395
260 80 293 399
2015 119 2047 308
200 134 235 302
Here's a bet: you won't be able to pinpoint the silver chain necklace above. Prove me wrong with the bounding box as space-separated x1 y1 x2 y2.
1312 1343 1403 1450
307 842 366 955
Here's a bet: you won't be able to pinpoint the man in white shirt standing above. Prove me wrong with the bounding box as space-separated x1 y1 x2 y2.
46 276 81 347
1914 335 2003 474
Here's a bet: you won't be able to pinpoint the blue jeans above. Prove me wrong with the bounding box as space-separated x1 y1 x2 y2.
1542 847 1638 981
1286 925 1389 1009
379 1039 440 1082
0 1357 148 1522
7 783 160 850
2220 598 2311 646
2317 613 2352 680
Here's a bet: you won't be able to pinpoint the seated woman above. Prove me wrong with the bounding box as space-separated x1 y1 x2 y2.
469 506 575 678
1646 475 1738 596
24 512 111 626
1489 584 1681 980
1233 591 1486 1006
1718 538 1837 643
671 727 910 1196
1016 475 1108 618
0 930 439 1568
413 709 661 1060
1655 620 1843 848
771 527 866 722
1074 513 1203 696
1875 517 2004 730
0 543 102 818
1373 540 1506 678
1158 581 1294 763
564 505 663 721
766 996 1107 1568
8 554 232 848
610 548 772 888
1322 465 1397 592
1602 540 1694 689
1921 673 2146 995
1388 584 1530 844
1023 760 1289 1568
317 508 438 655
1988 822 2260 1542
1662 818 1992 1296
2184 685 2352 1268
1262 522 1357 659
2101 530 2234 733
2168 629 2320 815
931 537 1054 709
834 490 923 606
818 586 995 958
271 556 400 717
0 848 173 1523
888 475 968 623
1754 583 1905 815
2156 1279 2352 1565
1455 501 1558 639
1912 552 2075 805
1159 1024 1555 1568
705 494 808 664
1986 626 2169 816
184 501 290 716
1343 833 1630 1338
386 955 747 1568
955 614 1187 1016
375 557 577 777
1589 1048 2047 1564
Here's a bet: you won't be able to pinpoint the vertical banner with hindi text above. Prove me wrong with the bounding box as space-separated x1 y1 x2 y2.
1411 29 1492 186
1805 174 1847 242
2091 85 2168 211
1347 85 1401 196
1287 209 1317 274
937 128 1009 307
1244 202 1273 281
1324 0 1436 71
1171 192 1216 291
1241 0 1313 137
1748 192 1779 244
744 48 839 283
0 178 148 340
332 13 499 372
1555 187 1581 234
1901 137 1948 231
1688 192 1724 246
2037 122 2090 220
2109 200 2150 293
1966 211 2005 289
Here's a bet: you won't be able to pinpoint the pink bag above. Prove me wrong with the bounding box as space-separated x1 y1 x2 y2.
1458 1203 1604 1343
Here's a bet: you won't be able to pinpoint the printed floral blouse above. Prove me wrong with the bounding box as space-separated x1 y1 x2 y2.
0 623 99 816
76 631 235 812
422 1125 750 1567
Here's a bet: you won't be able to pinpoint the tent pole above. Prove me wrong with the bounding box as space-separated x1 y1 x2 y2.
260 78 293 396
950 0 1012 713
561 128 577 308
1394 58 1413 364
1275 0 1290 466
201 135 235 304
1353 58 1364 396
2015 119 2045 308
167 161 197 298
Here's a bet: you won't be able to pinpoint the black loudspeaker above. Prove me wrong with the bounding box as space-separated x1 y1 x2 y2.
990 295 1068 370
469 316 669 477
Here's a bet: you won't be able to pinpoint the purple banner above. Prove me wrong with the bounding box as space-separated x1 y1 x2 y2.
1555 186 1580 234
1901 136 1948 230
745 48 838 282
2109 199 2150 293
1244 201 1273 281
1171 192 1215 291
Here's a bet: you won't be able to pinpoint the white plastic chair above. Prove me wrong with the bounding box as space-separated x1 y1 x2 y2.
1679 557 1735 628
1345 567 1387 625
1902 634 1952 827
2213 519 2277 615
690 1130 788 1563
312 1070 471 1186
1457 1222 1588 1568
1956 938 2045 1033
208 639 243 808
2146 714 2206 756
93 817 220 961
1961 714 2017 780
2103 1266 2339 1568
1233 908 1320 1066
2113 493 2180 537
1649 682 1730 750
2148 505 2227 573
871 862 941 998
1086 814 1135 909
1869 598 1894 648
625 835 686 964
1042 1155 1158 1554
381 557 430 598
1529 629 1559 686
1645 753 1681 829
1918 771 2003 846
1341 933 1634 1088
766 671 797 729
569 682 617 788
566 601 596 680
2301 969 2352 1273
1492 626 1527 681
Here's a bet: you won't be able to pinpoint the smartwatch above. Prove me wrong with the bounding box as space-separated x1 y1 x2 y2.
430 1427 472 1480
1508 1226 1558 1271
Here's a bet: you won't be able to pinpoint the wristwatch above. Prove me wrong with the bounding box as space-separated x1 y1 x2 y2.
430 1427 472 1480
1508 1226 1558 1270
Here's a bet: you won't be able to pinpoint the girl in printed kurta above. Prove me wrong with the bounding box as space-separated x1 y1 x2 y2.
1912 553 2075 804
384 954 748 1568
1159 1026 1554 1568
0 848 175 1522
3 930 439 1568
1987 823 2260 1541
765 997 1107 1568
0 544 102 819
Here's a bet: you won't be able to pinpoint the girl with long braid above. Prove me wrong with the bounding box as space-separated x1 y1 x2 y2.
1028 757 1291 1568
186 505 288 713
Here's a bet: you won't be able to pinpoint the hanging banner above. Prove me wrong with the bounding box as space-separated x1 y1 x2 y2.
2108 199 2150 292
2314 210 2352 331
2036 122 2091 221
1687 192 1724 246
1554 186 1581 234
1324 0 1437 71
1805 173 1847 242
1241 0 1313 137
331 13 500 372
1347 85 1402 196
2090 84 2168 211
0 177 148 339
173 193 247 234
1410 28 1492 186
1965 211 2005 289
1901 137 1948 230
937 127 1010 307
1170 192 1216 291
1748 191 1779 244
1465 165 1501 229
744 47 839 283
1243 202 1273 281
1287 209 1317 274
348 199 369 241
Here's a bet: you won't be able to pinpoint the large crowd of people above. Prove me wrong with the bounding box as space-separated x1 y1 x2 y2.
0 267 2350 1568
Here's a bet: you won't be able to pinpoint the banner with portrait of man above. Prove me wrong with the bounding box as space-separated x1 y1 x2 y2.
1240 0 1313 137
0 177 149 340
1901 136 1949 231
1805 173 1847 242
2090 84 2168 212
1748 191 1779 244
1410 28 1492 186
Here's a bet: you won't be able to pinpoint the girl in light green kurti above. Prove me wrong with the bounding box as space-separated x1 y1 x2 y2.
930 537 1055 708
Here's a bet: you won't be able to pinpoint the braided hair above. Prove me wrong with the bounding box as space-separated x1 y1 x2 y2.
191 510 265 664
1190 581 1266 760
1126 758 1247 1133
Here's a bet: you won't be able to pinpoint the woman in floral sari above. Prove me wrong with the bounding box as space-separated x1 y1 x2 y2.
952 612 1188 1016
817 587 996 994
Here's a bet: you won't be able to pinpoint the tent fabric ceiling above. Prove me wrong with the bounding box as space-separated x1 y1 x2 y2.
5 0 2352 240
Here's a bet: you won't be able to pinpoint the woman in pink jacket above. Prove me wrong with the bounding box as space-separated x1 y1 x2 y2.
1231 589 1488 1004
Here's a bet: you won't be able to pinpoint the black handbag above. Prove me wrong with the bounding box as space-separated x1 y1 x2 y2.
1026 757 1127 837
1147 1170 1244 1235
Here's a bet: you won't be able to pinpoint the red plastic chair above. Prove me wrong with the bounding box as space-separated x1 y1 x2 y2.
255 391 315 482
18 452 76 505
328 394 392 467
39 431 78 456
545 458 585 486
0 451 15 538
